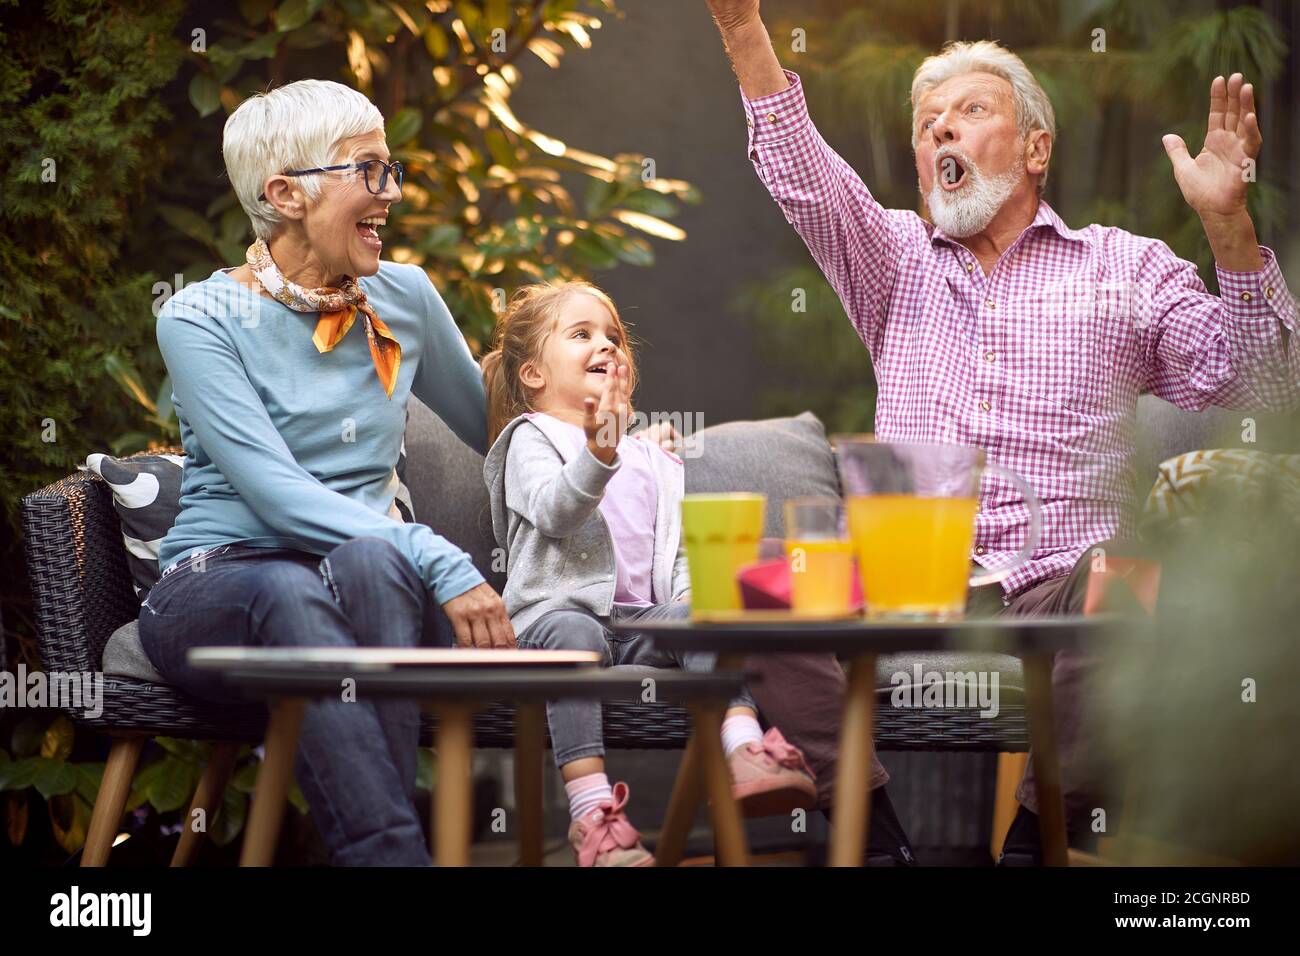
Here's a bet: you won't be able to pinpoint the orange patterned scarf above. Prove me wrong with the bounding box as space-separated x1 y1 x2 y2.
246 238 401 399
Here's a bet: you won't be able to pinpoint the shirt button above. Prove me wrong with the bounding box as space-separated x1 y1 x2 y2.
1265 287 1275 299
980 400 992 411
1240 291 1253 302
966 262 975 273
984 351 996 363
746 115 753 128
766 112 778 124
975 545 986 556
985 299 996 309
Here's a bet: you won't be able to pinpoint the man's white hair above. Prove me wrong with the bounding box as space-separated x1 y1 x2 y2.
223 79 386 240
910 40 1056 196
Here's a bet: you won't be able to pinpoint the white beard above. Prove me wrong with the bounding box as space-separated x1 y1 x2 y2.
923 149 1024 238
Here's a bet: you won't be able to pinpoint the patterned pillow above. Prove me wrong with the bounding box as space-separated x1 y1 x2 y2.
1143 448 1300 530
82 452 185 601
392 435 415 523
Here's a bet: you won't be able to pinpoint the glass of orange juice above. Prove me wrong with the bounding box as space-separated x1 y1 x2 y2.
833 438 1042 620
783 497 854 616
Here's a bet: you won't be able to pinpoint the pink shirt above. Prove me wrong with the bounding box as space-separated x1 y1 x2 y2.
543 415 660 607
745 71 1299 597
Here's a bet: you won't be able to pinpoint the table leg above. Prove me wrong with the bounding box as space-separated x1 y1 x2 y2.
433 703 475 867
241 697 305 867
1023 653 1069 867
656 734 703 867
513 701 545 867
830 653 877 867
691 701 749 867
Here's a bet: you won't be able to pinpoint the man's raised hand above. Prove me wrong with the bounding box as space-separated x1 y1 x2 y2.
1162 73 1262 220
706 0 761 32
704 0 786 99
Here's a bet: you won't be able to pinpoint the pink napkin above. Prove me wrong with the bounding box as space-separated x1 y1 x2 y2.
737 553 865 611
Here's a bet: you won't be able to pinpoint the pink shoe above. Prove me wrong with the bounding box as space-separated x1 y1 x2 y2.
727 728 818 818
567 781 656 867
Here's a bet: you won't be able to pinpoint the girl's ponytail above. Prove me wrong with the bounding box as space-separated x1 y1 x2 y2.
480 346 513 448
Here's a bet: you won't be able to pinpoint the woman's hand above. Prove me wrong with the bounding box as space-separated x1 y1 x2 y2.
583 350 630 466
636 419 684 454
442 582 517 648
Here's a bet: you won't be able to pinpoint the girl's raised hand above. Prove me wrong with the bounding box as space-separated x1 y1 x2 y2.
584 350 630 465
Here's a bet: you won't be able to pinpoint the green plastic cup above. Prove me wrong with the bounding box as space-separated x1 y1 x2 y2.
681 493 767 615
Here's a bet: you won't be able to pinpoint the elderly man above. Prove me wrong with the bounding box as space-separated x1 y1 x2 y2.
705 1 1299 863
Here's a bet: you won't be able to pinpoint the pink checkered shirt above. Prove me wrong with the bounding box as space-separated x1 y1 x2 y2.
744 71 1300 597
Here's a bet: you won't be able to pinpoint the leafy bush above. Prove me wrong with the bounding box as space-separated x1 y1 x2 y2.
0 0 187 644
1 0 696 862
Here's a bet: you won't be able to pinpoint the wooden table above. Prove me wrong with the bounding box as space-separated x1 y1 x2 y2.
611 612 1140 867
188 647 750 867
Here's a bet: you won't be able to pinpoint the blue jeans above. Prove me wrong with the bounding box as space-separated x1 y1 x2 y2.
138 537 446 866
516 601 758 767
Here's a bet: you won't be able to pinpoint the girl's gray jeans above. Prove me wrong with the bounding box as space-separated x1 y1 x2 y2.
516 601 757 767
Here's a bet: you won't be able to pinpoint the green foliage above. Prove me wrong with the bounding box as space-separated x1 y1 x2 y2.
735 265 876 434
744 0 1291 434
155 0 698 357
0 0 187 651
1 714 100 854
1104 427 1300 862
2 0 696 862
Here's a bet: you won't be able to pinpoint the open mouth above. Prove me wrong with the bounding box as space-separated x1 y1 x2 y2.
586 360 612 375
356 215 386 249
938 154 968 191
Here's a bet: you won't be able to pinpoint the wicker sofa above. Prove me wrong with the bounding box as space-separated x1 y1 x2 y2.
20 393 1264 864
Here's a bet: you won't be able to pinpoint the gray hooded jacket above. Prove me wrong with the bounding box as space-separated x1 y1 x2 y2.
483 412 691 637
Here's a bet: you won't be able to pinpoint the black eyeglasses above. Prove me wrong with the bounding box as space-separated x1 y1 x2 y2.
258 159 404 202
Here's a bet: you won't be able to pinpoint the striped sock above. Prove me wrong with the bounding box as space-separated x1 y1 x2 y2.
565 772 613 822
721 714 763 757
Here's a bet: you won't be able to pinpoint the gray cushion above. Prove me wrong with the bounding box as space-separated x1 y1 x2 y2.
1133 394 1300 496
102 621 166 683
684 411 839 538
404 398 505 594
876 652 1024 703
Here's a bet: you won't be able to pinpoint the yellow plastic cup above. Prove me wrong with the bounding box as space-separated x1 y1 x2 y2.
681 493 766 616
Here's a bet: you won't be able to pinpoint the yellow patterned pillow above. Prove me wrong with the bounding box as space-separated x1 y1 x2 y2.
1144 448 1300 524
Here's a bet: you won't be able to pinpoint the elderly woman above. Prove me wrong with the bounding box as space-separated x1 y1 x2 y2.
139 79 514 866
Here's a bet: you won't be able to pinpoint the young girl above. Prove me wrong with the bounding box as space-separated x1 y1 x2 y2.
482 281 817 867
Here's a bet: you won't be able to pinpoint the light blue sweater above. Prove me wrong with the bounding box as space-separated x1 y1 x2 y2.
155 261 487 605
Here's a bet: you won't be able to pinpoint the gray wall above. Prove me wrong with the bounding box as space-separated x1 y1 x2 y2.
512 0 1300 433
511 0 811 428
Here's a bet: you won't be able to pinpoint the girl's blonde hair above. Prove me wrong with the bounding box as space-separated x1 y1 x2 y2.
481 280 639 447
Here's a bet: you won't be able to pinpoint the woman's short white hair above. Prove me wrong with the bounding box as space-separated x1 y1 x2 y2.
223 79 385 240
910 40 1056 195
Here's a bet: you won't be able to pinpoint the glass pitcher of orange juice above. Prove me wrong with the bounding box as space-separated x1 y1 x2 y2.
832 438 1041 620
